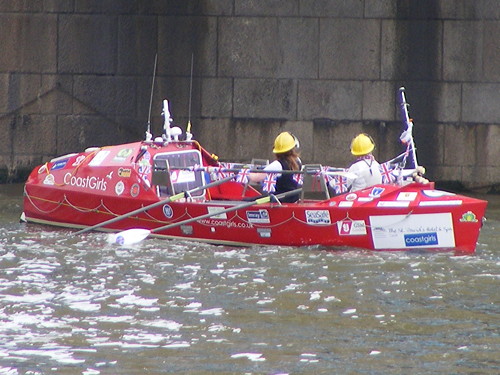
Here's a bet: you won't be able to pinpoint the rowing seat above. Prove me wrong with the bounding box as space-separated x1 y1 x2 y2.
300 164 330 201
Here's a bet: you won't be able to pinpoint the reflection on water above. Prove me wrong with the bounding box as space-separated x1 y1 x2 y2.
0 185 499 374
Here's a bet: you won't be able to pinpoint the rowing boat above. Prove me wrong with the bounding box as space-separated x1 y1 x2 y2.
21 90 488 253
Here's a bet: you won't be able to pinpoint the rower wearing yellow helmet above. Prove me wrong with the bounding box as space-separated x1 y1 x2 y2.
249 131 302 202
346 133 382 192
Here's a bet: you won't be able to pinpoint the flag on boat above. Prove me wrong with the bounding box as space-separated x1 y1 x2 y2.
330 174 348 195
262 173 278 193
379 162 397 184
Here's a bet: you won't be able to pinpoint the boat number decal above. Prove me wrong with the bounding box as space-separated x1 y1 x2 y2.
369 187 385 197
130 183 140 198
51 159 68 171
459 211 478 223
163 204 173 219
346 193 357 201
369 213 455 249
118 168 132 178
337 220 367 236
305 210 331 225
246 210 270 224
115 181 125 196
88 150 110 166
113 148 133 162
207 207 228 219
63 173 107 191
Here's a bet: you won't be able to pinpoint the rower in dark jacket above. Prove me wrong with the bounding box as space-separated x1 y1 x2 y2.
249 132 302 203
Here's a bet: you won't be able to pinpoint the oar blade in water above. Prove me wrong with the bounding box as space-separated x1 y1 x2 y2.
107 228 151 245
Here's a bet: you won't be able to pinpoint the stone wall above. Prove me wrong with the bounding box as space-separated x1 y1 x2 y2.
0 0 498 191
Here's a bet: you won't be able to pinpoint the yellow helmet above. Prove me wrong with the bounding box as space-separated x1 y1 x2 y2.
273 132 298 154
350 133 375 156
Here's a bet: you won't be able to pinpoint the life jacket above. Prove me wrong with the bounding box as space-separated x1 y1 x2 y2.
276 158 302 203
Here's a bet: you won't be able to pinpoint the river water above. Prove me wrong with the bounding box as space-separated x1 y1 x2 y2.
0 184 498 374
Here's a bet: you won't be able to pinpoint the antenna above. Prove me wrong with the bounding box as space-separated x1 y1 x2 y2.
146 53 158 142
186 53 194 141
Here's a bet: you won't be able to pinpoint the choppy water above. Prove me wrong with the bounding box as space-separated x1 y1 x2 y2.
0 185 498 374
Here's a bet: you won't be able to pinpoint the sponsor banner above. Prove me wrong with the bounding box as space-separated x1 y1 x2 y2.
72 155 86 167
43 175 55 185
377 201 410 208
163 204 173 219
339 201 354 208
422 190 456 198
130 183 140 197
246 210 270 224
118 167 132 178
63 173 107 191
115 181 125 196
171 170 196 184
207 206 228 219
369 213 455 249
51 159 68 171
397 192 417 201
337 220 367 236
113 148 133 162
460 211 478 223
370 187 385 197
305 210 331 225
88 150 110 166
419 200 462 206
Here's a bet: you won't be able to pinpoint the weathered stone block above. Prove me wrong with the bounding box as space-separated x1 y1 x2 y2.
138 0 234 16
362 81 395 121
158 16 217 77
201 78 233 118
0 0 42 12
73 76 137 116
462 83 500 123
0 15 57 73
218 17 318 78
364 0 396 18
475 124 500 166
320 19 380 79
397 82 461 123
437 0 483 20
298 80 362 120
235 0 299 16
58 15 118 74
2 73 42 113
57 115 132 154
483 21 500 81
300 0 363 18
381 20 442 81
117 16 158 75
75 0 137 14
443 124 477 167
11 114 57 155
44 0 74 13
234 79 297 119
443 21 483 81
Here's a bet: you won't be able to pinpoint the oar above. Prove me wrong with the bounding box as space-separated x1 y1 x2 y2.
151 188 302 234
74 174 237 235
107 188 302 244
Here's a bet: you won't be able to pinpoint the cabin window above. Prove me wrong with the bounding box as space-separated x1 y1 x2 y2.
153 150 205 198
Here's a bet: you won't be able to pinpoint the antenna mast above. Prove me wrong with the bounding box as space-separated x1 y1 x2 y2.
186 53 194 141
146 53 158 142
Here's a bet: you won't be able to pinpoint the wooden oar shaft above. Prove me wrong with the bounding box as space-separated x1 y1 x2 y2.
151 188 302 234
74 174 237 235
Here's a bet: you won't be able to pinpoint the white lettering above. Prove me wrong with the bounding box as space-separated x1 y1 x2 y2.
64 172 108 191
